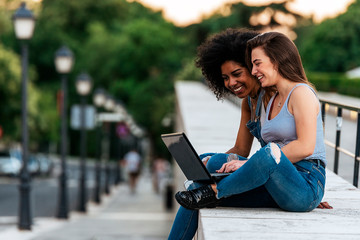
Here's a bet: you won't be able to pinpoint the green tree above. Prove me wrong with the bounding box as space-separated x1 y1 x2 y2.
0 44 22 143
300 0 360 72
0 43 57 147
0 0 192 156
81 18 187 155
0 1 59 149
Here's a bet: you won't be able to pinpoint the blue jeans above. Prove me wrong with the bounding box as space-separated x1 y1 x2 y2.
168 144 326 239
216 143 325 211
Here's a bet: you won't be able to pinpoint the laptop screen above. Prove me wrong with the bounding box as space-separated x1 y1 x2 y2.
161 132 212 182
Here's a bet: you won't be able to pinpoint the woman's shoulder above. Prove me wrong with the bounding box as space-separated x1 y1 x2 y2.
291 84 316 98
289 84 318 109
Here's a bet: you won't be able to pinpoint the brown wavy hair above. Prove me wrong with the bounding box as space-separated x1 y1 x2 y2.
246 32 314 89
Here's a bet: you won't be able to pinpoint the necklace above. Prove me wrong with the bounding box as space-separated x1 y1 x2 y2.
276 92 282 108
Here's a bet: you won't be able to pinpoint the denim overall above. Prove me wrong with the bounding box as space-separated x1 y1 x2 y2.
246 89 266 147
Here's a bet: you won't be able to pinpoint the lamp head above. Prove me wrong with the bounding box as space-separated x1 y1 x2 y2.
12 2 35 40
55 46 74 74
76 72 92 96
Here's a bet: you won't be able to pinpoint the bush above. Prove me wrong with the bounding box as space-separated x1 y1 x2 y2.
307 72 360 98
337 78 360 97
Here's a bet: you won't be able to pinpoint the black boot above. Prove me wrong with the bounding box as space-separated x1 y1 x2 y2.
175 185 219 210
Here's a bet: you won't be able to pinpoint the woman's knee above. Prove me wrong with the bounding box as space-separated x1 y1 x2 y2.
199 152 215 160
269 143 281 164
206 153 228 173
258 142 282 165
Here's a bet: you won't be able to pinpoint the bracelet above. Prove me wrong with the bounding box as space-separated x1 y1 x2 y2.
227 153 239 162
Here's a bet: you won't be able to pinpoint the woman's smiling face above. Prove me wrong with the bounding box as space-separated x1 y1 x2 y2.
251 47 279 88
221 60 259 99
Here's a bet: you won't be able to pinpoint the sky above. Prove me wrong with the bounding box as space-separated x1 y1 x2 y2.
132 0 355 26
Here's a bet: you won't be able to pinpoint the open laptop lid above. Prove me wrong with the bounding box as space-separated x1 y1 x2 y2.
161 132 213 182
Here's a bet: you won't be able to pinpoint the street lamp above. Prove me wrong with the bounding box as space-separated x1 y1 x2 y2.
12 2 35 230
13 3 35 40
55 45 74 219
75 72 92 212
93 88 106 203
103 94 115 194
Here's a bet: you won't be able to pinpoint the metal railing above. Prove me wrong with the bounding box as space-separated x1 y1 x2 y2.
320 99 360 187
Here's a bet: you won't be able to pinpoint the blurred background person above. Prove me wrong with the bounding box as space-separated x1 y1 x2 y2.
123 149 141 194
152 156 171 194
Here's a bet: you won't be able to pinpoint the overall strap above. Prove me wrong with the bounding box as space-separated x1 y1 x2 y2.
255 89 265 119
247 95 252 109
248 89 265 122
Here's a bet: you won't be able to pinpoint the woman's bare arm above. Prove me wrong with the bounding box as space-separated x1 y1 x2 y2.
226 99 254 158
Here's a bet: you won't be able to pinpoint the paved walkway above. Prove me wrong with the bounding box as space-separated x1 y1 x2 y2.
0 169 174 240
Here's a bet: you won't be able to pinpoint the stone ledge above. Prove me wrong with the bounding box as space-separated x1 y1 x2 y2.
197 170 360 240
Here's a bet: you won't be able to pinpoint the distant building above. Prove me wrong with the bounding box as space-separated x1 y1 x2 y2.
346 67 360 78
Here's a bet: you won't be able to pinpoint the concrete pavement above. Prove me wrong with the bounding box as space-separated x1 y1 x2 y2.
0 168 175 240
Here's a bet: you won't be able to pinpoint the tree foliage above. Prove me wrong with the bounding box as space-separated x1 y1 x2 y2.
0 43 57 147
1 0 190 156
184 1 307 46
300 0 360 72
0 44 22 142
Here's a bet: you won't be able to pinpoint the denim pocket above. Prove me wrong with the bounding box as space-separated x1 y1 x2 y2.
303 178 324 211
317 180 324 193
307 165 325 210
295 164 311 174
307 179 325 211
312 165 326 200
312 164 326 181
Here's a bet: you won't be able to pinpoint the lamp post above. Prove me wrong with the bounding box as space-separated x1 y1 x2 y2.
93 88 106 203
75 72 92 212
55 45 74 219
103 94 115 194
12 2 35 230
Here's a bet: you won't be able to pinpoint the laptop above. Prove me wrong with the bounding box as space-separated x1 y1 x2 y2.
161 132 230 183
